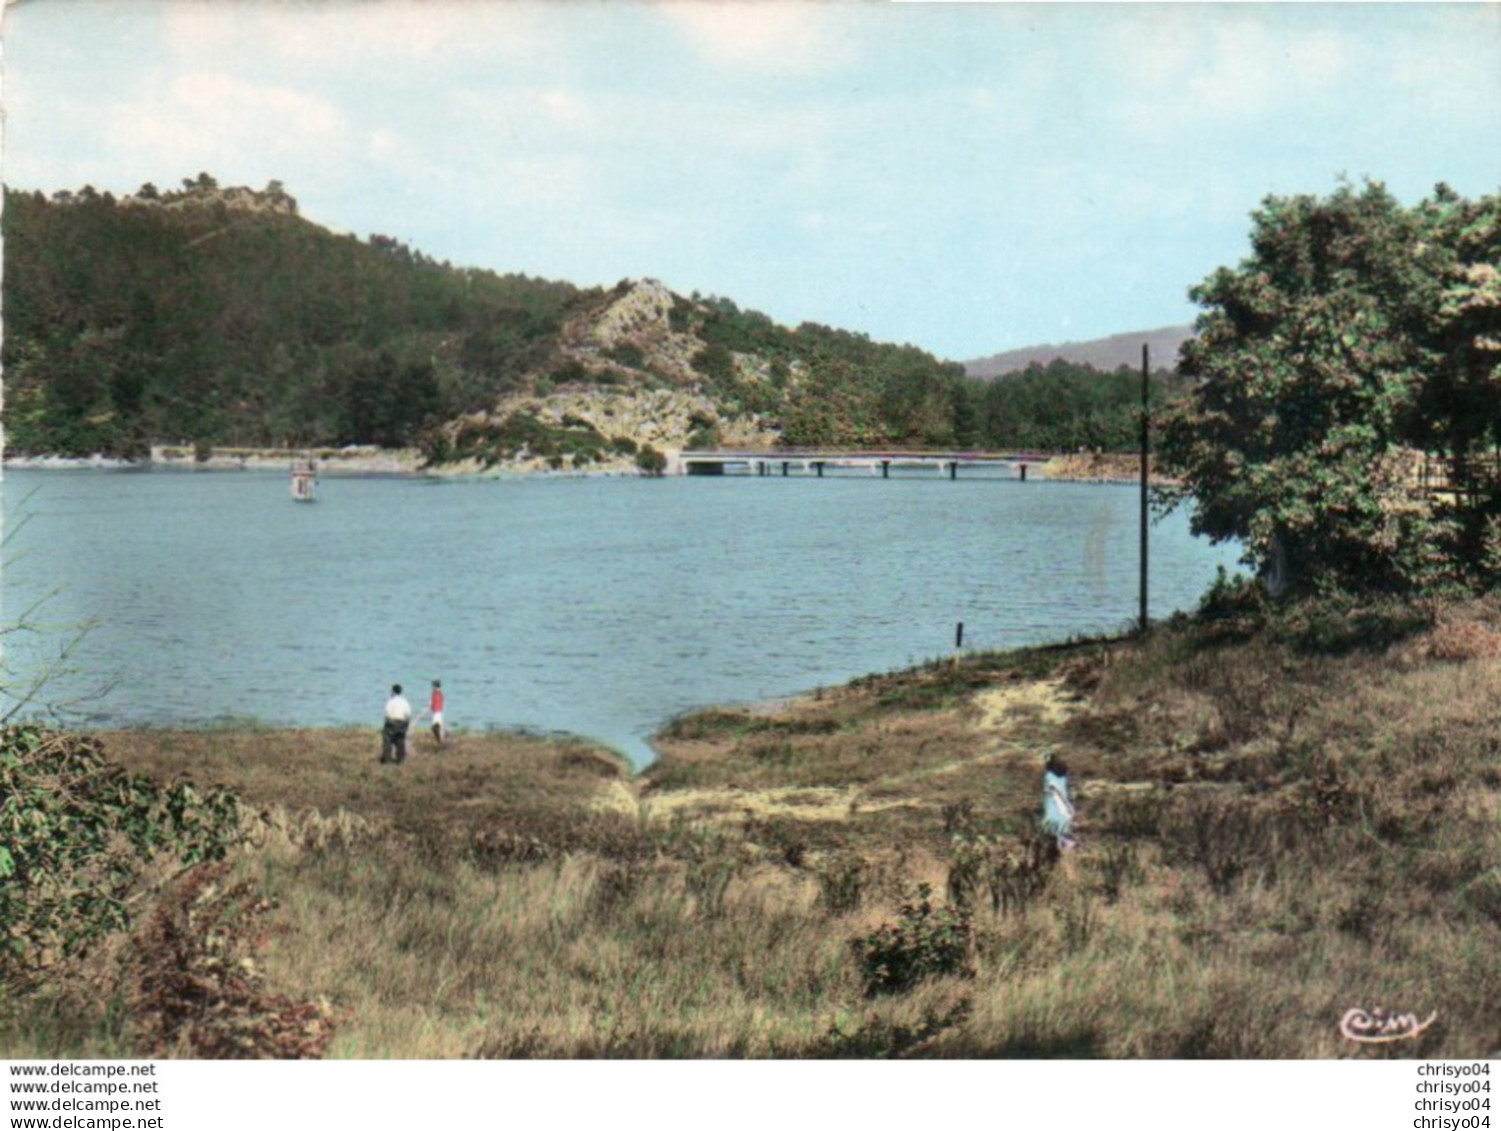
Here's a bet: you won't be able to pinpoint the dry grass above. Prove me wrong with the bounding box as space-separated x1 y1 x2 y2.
12 601 1501 1058
98 727 632 851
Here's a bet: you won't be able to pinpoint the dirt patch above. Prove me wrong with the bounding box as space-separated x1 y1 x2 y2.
640 784 916 824
974 676 1083 734
589 779 642 818
1043 451 1175 485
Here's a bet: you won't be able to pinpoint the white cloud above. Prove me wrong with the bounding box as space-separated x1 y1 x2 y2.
1184 17 1281 119
1386 11 1501 129
107 73 350 175
1285 29 1352 89
367 129 400 161
1102 11 1363 143
657 1 860 74
161 1 549 68
534 89 596 131
488 152 601 211
1100 5 1500 159
444 86 606 162
446 79 841 187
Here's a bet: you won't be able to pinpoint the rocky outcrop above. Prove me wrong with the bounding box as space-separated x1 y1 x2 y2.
447 385 779 475
558 278 704 385
588 278 675 349
120 182 300 217
431 278 784 473
520 386 774 449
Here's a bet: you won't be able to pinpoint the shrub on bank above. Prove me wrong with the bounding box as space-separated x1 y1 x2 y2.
636 444 667 475
0 725 241 986
0 726 338 1059
853 884 972 997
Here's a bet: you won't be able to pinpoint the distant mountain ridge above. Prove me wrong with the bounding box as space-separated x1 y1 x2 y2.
964 325 1196 378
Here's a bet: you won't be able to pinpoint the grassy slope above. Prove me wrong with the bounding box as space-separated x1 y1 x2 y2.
13 598 1501 1059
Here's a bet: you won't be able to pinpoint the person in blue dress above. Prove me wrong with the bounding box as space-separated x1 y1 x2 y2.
1041 753 1077 849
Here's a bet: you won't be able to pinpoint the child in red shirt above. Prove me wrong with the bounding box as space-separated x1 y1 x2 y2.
428 680 445 746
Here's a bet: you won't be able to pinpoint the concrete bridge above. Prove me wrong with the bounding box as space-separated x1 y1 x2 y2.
672 449 1051 480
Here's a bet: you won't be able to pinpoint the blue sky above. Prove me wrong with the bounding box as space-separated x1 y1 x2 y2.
4 1 1498 361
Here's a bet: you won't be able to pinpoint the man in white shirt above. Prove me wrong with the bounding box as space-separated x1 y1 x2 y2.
381 683 413 764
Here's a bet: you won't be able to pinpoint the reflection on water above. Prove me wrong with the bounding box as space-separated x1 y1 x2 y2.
2 469 1241 766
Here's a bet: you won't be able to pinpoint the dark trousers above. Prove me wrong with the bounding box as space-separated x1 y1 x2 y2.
381 719 409 764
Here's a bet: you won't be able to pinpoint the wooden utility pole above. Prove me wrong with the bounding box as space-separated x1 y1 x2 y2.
1139 344 1150 635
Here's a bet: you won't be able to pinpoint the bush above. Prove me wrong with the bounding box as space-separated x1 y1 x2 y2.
1416 615 1501 662
636 445 667 475
690 344 734 384
1196 566 1264 620
549 359 589 386
852 883 972 997
604 343 647 370
0 726 242 987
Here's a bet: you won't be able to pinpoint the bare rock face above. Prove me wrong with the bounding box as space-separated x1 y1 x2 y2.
561 278 703 384
591 278 676 349
474 386 778 474
444 278 783 472
528 387 775 449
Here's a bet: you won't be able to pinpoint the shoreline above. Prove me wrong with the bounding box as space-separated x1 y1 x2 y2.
3 445 1171 483
3 445 427 476
1 444 648 478
41 635 1125 778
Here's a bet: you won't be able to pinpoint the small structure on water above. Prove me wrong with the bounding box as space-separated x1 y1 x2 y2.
291 456 318 502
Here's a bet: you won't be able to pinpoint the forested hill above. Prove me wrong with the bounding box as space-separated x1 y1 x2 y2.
2 177 1183 466
2 177 584 458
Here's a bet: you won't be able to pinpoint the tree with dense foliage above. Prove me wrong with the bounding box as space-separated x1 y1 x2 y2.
971 360 1185 453
1157 180 1501 595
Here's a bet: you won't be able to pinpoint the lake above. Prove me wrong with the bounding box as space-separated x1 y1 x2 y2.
0 467 1241 767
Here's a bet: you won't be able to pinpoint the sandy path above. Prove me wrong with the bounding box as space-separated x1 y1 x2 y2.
635 674 1089 825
